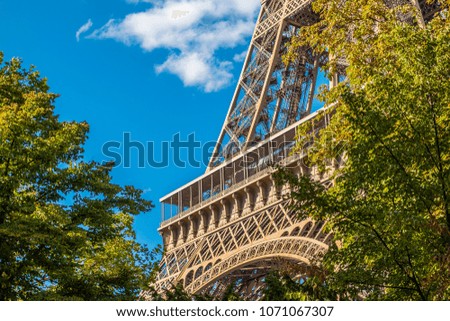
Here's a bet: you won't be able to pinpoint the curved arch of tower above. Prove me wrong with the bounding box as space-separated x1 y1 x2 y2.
141 0 439 300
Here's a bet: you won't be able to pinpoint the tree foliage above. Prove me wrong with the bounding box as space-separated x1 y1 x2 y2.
278 0 450 300
144 282 214 301
146 270 339 301
0 53 158 300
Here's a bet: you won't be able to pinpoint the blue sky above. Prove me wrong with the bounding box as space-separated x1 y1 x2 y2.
0 0 260 248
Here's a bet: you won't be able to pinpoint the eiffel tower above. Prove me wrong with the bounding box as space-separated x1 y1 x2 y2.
141 0 439 300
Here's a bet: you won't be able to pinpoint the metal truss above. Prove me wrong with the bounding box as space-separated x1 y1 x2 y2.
208 0 324 170
207 0 440 170
187 235 329 295
142 0 442 300
141 157 336 299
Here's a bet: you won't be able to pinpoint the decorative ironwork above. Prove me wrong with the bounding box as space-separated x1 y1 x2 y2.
141 0 440 300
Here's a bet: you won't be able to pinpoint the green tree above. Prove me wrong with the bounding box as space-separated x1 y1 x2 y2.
0 53 158 300
278 0 450 300
262 271 306 301
262 270 339 301
144 281 214 301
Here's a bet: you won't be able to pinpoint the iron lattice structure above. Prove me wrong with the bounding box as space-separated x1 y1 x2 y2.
142 0 440 300
208 0 324 170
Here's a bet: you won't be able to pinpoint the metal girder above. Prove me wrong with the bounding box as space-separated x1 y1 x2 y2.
142 0 443 301
206 0 439 171
208 0 320 170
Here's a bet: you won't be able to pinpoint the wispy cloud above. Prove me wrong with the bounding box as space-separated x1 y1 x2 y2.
89 0 260 92
142 187 153 194
233 51 248 63
76 19 93 42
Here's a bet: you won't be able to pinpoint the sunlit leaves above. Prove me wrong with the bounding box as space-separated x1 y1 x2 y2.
280 0 450 300
0 54 156 300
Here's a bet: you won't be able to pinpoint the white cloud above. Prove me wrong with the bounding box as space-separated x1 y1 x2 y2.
233 51 248 63
90 0 260 92
76 19 93 42
156 52 233 92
